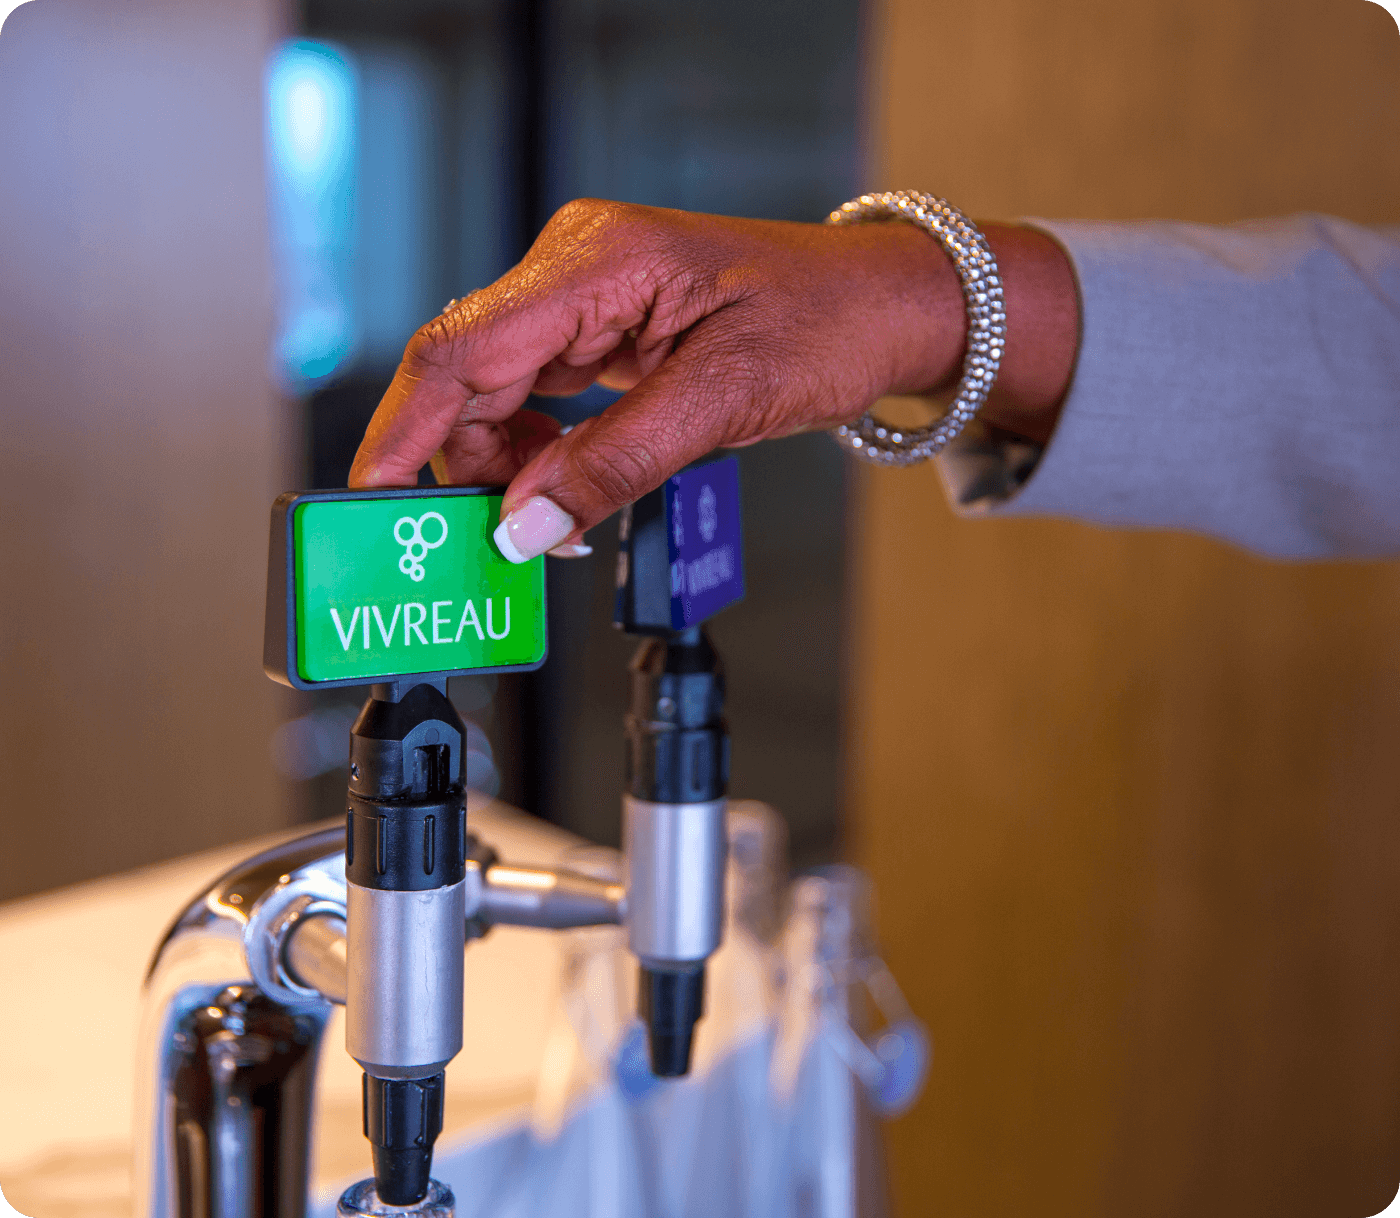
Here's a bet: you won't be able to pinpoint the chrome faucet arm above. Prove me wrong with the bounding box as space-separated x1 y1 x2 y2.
277 863 625 1005
284 912 348 1004
138 823 626 1217
470 861 626 933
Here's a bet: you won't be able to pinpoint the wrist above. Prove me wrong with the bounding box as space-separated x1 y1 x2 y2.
864 221 969 398
850 218 1078 447
967 224 1078 445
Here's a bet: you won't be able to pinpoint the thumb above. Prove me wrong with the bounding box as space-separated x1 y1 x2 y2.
490 333 778 562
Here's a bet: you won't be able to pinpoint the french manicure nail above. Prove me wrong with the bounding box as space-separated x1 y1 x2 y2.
546 543 594 558
493 496 575 563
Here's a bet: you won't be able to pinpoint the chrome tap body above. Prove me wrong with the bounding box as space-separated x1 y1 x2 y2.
343 681 469 1206
623 626 730 1077
136 823 624 1218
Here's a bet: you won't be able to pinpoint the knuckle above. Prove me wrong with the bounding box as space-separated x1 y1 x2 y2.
546 197 645 240
404 317 452 371
403 295 488 378
542 199 677 287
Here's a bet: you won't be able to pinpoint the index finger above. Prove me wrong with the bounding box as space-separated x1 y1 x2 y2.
349 204 687 490
348 288 625 489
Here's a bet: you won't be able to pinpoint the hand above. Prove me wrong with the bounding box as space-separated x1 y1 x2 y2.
349 199 1078 560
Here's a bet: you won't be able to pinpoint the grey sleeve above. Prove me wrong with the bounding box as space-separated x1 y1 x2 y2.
937 214 1400 559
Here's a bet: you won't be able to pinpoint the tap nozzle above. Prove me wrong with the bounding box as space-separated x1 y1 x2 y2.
362 1073 444 1207
637 963 706 1077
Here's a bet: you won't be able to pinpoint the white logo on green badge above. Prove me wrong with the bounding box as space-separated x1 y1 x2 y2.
394 511 448 582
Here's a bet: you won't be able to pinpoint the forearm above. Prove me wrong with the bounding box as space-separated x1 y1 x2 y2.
980 214 1400 558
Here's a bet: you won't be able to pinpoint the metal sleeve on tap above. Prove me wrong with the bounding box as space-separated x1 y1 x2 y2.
346 879 466 1078
624 796 727 964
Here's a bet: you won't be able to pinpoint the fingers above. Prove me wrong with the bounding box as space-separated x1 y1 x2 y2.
594 332 655 392
348 331 545 488
426 409 593 561
348 296 654 489
531 356 609 397
348 200 743 491
432 408 563 487
530 327 674 398
349 297 616 491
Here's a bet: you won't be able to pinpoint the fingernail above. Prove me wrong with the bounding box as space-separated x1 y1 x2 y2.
547 543 593 558
493 496 575 563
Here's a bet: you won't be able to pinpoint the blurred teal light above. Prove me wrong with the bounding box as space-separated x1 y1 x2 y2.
267 40 358 386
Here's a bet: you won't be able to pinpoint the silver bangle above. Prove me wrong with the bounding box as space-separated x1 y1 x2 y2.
825 191 1004 466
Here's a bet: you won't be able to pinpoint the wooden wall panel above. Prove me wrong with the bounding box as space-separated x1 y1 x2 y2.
852 2 1400 1214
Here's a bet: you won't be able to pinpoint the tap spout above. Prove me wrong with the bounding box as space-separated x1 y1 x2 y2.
473 863 626 931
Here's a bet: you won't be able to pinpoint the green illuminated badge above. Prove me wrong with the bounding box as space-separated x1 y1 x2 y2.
264 487 547 689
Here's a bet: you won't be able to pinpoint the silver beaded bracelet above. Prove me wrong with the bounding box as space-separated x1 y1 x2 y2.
826 191 1004 467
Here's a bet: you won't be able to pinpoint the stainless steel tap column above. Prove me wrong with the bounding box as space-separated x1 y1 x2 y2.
624 626 729 1076
344 680 467 1207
